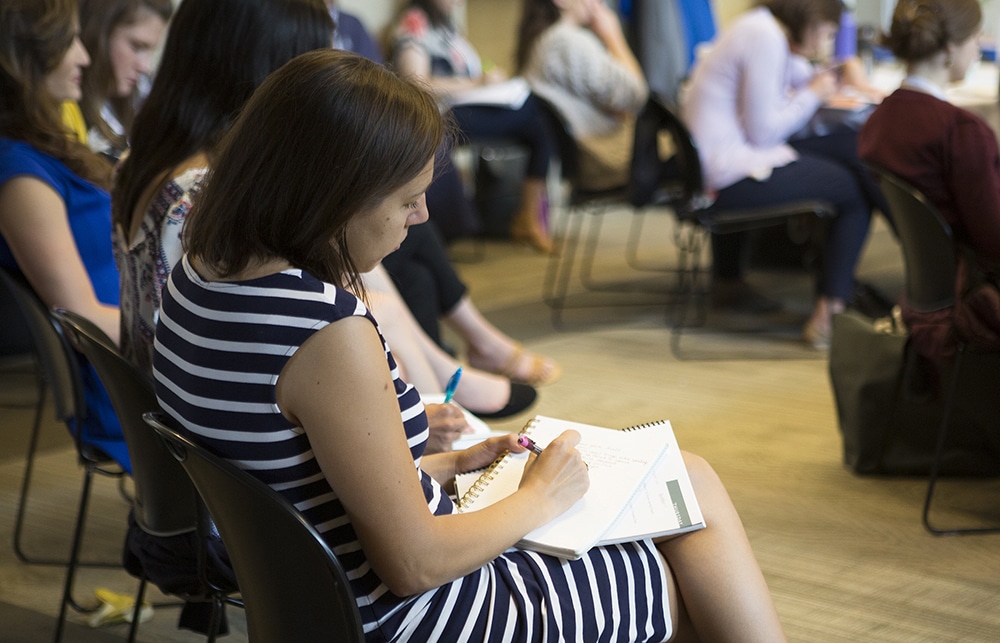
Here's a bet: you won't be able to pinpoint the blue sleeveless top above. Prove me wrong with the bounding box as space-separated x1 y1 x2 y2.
0 138 128 470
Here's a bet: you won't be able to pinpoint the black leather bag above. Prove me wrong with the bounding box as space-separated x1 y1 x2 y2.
829 310 1000 476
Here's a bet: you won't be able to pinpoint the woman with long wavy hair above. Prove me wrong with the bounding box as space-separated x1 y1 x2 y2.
0 0 129 467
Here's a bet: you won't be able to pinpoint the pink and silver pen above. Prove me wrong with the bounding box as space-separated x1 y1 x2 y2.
517 434 544 455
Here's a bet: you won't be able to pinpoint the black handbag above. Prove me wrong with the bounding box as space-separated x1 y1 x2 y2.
829 310 1000 476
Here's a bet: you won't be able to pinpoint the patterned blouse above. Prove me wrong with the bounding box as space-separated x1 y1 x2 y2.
114 166 207 374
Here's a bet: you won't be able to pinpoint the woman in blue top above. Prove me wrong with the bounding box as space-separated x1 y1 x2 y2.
0 0 128 468
155 48 786 641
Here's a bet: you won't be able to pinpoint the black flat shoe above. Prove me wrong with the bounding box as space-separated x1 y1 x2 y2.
470 383 538 420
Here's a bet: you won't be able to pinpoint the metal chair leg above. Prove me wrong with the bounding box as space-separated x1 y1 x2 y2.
53 466 103 643
669 224 706 358
543 206 585 327
127 576 148 643
14 394 123 568
922 343 1000 536
14 381 48 564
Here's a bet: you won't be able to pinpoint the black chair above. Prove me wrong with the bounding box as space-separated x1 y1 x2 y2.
539 96 674 326
0 269 127 640
51 309 240 642
144 411 366 641
867 166 1000 536
644 97 836 357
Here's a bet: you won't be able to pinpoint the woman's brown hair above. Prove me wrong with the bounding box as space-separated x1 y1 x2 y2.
760 0 844 47
887 0 981 62
185 49 444 295
0 0 112 187
514 0 561 74
78 0 174 155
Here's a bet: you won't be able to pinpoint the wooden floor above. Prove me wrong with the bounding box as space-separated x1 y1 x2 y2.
0 206 998 642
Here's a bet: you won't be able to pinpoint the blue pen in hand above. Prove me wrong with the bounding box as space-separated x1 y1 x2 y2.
443 366 462 403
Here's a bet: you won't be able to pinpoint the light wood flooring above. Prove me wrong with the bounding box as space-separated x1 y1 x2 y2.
0 206 997 642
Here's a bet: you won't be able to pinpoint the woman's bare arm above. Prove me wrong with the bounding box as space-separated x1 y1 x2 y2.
0 177 120 344
277 316 588 596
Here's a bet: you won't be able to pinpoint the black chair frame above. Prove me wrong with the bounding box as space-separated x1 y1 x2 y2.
867 166 1000 536
647 97 836 358
52 309 241 642
0 269 127 641
145 412 365 641
539 96 680 327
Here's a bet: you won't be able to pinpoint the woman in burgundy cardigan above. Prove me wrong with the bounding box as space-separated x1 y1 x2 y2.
859 0 1000 360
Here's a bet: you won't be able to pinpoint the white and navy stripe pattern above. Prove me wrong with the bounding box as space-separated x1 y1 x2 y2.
154 257 673 642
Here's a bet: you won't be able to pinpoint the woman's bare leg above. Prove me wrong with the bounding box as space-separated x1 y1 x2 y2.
656 453 786 643
362 267 512 413
445 296 560 385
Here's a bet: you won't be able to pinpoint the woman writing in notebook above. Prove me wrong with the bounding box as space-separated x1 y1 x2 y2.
155 48 786 641
682 0 884 349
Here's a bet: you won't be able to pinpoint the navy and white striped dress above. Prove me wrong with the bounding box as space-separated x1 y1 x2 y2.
154 257 673 643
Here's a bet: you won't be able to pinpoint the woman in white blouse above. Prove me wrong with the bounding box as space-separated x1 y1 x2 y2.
683 0 883 349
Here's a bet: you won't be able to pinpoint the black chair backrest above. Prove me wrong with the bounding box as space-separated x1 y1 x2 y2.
629 95 703 210
867 166 957 312
0 268 83 427
648 97 705 203
51 309 198 536
145 412 365 642
533 95 581 183
0 270 34 359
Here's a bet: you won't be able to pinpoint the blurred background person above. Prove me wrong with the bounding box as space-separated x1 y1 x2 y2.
78 0 173 160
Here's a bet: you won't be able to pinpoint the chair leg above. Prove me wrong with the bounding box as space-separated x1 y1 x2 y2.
53 466 103 643
206 597 223 643
626 208 674 274
127 576 148 643
922 343 1000 535
669 224 705 358
14 381 48 564
543 206 584 327
14 392 123 568
578 210 606 291
625 208 648 271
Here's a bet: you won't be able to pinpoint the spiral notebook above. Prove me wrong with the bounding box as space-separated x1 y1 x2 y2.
455 415 704 559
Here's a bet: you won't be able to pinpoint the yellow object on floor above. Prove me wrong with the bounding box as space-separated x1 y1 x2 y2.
87 588 153 628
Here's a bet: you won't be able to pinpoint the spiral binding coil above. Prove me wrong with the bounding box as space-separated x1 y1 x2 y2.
457 417 539 511
455 417 666 510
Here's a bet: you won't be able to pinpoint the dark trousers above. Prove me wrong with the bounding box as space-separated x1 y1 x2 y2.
710 125 880 300
450 94 556 179
426 151 480 242
381 221 468 345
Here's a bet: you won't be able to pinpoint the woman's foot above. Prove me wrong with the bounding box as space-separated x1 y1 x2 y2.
510 215 553 254
472 383 538 419
803 297 845 350
447 367 538 418
510 177 552 253
467 342 561 387
802 318 832 350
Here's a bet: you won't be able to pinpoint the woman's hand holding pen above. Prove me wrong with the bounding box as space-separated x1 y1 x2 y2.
518 430 590 522
808 67 839 101
453 433 524 476
424 403 473 454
